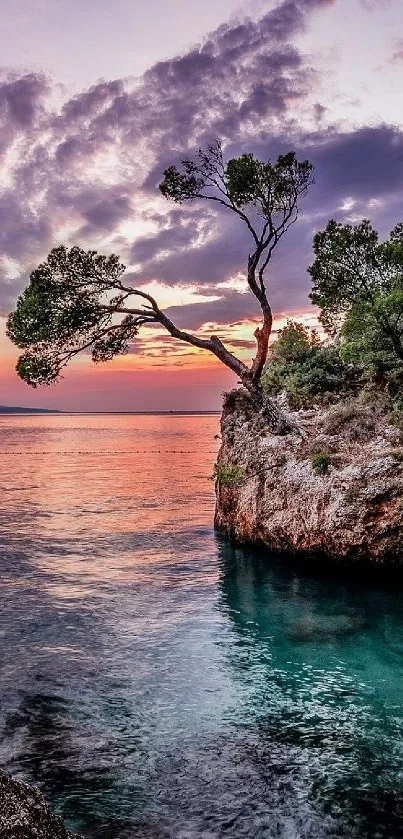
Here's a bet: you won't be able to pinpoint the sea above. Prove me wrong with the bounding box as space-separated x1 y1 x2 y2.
1 412 403 838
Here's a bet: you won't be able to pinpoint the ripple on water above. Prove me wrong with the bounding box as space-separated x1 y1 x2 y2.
1 414 403 838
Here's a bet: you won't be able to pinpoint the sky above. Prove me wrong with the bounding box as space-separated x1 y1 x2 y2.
0 0 402 411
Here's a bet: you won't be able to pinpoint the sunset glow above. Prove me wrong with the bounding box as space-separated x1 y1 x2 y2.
1 0 402 410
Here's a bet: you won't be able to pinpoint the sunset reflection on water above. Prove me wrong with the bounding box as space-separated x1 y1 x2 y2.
1 413 220 590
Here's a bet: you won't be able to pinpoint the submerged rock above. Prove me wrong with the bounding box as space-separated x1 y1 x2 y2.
214 389 403 568
0 771 82 838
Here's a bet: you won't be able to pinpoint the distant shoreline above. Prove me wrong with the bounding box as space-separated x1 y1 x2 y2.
0 406 61 414
0 407 221 416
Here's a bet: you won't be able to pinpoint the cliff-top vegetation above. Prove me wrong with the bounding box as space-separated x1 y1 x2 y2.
262 219 403 419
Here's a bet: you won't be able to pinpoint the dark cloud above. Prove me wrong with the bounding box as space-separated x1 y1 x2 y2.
308 125 403 203
0 72 49 160
0 72 48 129
82 196 132 231
164 292 259 331
60 80 124 123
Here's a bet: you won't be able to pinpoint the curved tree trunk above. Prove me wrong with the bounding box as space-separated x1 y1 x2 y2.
250 308 273 382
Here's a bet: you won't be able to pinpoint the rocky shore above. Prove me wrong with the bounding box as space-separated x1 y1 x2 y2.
0 771 81 838
214 389 403 568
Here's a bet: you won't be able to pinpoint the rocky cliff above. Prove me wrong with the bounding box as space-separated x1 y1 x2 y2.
214 389 403 568
0 771 82 839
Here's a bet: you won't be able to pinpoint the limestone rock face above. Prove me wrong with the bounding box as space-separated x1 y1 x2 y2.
214 389 403 567
0 771 82 839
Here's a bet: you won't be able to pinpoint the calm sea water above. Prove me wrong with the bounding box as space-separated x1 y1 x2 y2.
1 414 403 838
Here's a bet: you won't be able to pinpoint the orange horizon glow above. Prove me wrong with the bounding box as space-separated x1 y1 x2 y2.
0 309 320 411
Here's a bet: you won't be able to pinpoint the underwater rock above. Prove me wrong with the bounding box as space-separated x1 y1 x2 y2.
0 770 82 838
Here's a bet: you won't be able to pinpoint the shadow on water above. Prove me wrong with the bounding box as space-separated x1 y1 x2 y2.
216 536 403 838
1 688 158 837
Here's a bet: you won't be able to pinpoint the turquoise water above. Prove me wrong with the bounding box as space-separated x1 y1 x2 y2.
1 414 403 838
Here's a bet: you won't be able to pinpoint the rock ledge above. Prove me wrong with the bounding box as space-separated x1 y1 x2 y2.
214 389 403 568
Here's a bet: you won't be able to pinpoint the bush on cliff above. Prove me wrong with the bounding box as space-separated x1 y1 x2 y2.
261 320 355 408
322 400 378 442
309 218 403 399
311 452 331 474
213 463 246 485
340 299 403 398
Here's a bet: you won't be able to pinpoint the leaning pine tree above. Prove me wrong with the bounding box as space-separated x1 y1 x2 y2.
7 142 314 432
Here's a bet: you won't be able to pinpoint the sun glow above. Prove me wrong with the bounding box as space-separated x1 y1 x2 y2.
134 280 220 309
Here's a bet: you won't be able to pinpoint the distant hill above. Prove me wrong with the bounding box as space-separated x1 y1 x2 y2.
0 405 61 414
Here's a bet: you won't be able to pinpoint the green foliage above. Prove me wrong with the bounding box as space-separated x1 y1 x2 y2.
390 449 403 463
270 320 321 363
262 320 352 408
310 452 331 474
213 463 246 486
159 165 204 203
159 142 314 220
6 246 138 387
308 219 403 366
225 151 313 211
340 298 403 396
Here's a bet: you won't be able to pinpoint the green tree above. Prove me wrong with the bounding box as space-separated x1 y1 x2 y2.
268 320 320 363
161 143 313 392
7 141 314 430
340 299 403 396
308 219 403 363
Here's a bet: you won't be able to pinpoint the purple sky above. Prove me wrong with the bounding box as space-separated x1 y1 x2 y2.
0 0 402 410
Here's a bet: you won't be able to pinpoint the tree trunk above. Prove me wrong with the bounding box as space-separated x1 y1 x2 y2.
143 292 298 434
250 308 272 382
239 372 299 436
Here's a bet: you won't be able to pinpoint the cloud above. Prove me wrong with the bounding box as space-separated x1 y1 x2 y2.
80 195 133 233
0 71 49 129
1 0 403 357
1 0 334 316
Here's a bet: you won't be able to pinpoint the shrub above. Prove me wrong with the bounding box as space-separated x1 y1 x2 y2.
390 448 403 463
213 463 246 485
270 319 320 363
262 320 357 408
388 409 403 429
356 388 389 411
389 398 403 429
311 452 331 474
392 397 403 413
